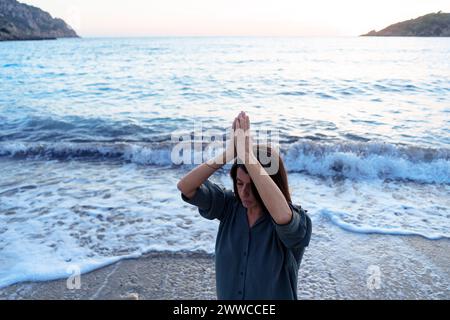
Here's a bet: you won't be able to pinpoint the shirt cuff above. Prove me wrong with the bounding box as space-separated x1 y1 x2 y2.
272 203 300 234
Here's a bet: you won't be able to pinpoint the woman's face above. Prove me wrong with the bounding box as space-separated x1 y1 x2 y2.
236 168 259 209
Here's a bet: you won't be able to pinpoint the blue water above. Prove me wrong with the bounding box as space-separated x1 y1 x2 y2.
0 37 449 289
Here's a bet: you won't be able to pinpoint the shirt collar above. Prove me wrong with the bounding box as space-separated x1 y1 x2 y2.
240 203 269 228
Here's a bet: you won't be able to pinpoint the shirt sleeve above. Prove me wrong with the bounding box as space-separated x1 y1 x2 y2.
180 179 235 221
271 203 312 249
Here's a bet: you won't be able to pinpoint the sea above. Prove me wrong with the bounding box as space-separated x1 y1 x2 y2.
0 37 449 290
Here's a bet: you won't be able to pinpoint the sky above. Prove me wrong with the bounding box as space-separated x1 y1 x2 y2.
22 0 450 37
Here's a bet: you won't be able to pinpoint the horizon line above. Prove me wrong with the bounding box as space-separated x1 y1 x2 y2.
74 34 366 38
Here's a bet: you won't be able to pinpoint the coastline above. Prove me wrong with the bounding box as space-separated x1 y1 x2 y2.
1 234 449 300
0 251 216 300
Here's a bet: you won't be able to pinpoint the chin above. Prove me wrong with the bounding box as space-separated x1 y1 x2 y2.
242 200 253 208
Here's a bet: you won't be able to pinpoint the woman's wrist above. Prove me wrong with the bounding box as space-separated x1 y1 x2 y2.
205 162 221 170
248 150 257 162
205 151 226 170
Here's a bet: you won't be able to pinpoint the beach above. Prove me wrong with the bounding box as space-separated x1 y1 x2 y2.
0 37 449 300
1 231 449 300
0 251 216 300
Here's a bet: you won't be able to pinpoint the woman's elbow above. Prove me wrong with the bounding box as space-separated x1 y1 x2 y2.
177 178 192 195
177 179 185 192
177 179 197 200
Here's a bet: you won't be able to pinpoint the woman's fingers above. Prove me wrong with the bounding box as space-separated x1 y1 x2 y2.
241 114 249 130
234 111 250 130
238 114 243 129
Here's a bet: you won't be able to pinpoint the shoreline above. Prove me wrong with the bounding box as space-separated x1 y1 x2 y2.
1 234 449 300
0 251 217 300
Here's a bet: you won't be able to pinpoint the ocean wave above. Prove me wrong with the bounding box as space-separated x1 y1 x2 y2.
283 140 450 184
0 142 173 165
1 140 449 184
0 115 176 142
320 209 448 240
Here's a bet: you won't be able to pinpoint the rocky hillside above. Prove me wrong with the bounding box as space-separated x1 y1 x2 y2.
362 12 450 37
0 0 78 41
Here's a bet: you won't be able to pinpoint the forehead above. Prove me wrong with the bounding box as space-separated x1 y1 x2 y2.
236 167 251 183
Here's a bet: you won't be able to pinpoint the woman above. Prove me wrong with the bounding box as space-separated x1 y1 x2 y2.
177 111 312 300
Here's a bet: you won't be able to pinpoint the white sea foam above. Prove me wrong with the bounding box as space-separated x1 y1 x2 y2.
1 140 449 184
0 160 448 289
319 209 446 240
283 140 450 184
1 37 449 294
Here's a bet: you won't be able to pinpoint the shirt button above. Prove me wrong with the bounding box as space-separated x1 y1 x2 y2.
240 272 244 276
238 290 242 295
243 251 247 256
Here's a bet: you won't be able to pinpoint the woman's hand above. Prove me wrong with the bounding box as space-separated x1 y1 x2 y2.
234 111 255 164
223 117 238 163
206 115 238 167
207 111 254 167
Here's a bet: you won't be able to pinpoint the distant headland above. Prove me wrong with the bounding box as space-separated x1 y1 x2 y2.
0 0 79 41
362 11 450 37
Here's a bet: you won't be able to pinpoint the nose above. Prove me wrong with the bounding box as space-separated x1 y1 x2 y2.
242 185 250 197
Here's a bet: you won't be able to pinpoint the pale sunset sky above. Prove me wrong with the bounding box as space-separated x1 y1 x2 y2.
22 0 450 37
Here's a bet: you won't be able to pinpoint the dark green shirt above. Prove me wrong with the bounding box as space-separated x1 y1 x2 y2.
181 179 312 300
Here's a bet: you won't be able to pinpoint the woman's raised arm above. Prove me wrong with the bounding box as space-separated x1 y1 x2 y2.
176 117 237 199
235 112 293 225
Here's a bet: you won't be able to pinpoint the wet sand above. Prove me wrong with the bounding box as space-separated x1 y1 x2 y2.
0 251 216 300
1 233 449 300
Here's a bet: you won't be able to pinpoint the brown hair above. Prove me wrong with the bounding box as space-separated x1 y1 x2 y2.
230 145 291 213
